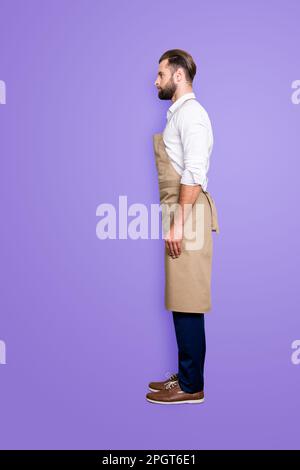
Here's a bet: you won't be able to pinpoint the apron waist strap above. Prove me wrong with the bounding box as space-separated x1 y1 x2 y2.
203 191 220 234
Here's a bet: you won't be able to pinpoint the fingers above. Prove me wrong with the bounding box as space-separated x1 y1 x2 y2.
172 240 181 257
166 240 182 258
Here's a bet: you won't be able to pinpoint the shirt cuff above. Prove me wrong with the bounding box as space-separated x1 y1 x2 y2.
180 168 206 187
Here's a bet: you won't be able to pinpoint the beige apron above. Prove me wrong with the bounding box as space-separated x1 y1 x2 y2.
153 102 220 313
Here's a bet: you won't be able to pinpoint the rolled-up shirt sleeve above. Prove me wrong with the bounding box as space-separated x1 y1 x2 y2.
177 106 210 187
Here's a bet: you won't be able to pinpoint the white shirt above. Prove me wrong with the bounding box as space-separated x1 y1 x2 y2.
162 91 213 190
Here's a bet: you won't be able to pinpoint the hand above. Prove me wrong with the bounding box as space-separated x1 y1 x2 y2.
164 223 183 258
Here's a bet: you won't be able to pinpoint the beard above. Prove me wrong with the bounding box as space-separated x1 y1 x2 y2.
158 77 177 100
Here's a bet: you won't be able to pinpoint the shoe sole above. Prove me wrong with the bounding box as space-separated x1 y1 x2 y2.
146 397 205 405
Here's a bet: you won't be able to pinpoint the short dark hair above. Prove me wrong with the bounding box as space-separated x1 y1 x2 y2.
159 49 197 83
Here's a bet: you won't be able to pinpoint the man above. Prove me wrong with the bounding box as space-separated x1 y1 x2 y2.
146 49 220 405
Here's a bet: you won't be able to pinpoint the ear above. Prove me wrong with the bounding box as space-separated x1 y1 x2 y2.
175 67 185 82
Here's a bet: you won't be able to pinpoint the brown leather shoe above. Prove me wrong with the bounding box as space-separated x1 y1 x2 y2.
148 373 178 392
146 380 204 405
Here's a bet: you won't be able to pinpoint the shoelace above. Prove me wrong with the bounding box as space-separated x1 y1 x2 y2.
165 380 179 390
167 373 178 381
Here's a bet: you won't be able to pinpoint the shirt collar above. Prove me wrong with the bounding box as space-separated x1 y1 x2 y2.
167 91 196 120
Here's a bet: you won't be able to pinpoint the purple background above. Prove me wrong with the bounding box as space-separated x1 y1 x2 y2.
1 0 299 450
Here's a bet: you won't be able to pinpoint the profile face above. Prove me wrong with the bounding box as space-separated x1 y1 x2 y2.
154 59 177 100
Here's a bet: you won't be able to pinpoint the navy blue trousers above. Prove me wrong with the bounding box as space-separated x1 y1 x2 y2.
172 311 206 393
